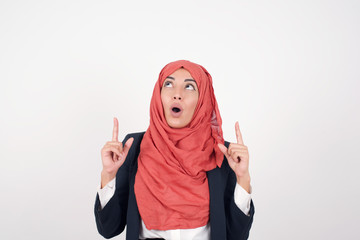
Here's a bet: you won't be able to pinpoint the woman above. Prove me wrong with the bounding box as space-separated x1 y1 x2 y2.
94 60 255 240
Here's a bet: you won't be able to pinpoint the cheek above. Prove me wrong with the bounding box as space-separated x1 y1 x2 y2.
188 95 199 112
160 91 169 108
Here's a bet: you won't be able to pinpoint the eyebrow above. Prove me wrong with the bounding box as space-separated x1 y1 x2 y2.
166 76 196 83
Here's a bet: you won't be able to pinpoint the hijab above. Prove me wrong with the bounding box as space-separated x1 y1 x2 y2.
134 60 224 230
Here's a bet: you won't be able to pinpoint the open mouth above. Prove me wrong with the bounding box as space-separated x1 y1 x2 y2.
172 107 181 113
170 103 183 117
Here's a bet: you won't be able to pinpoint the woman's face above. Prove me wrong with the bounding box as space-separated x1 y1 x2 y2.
161 68 199 128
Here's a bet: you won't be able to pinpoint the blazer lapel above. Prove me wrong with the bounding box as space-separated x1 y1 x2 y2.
207 165 227 239
126 136 142 240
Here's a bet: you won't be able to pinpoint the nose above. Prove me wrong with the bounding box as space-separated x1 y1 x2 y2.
173 88 182 100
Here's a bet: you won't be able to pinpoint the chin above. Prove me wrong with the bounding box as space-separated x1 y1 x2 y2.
167 119 189 129
168 122 185 129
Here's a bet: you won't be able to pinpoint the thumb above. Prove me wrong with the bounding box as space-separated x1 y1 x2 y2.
218 143 230 159
122 137 134 157
115 137 134 168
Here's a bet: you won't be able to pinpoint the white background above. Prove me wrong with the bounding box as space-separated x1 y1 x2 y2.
1 0 359 239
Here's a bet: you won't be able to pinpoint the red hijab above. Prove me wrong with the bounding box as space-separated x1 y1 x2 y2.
134 60 224 230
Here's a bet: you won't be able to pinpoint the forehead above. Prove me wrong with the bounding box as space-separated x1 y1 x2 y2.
160 66 201 88
168 68 193 78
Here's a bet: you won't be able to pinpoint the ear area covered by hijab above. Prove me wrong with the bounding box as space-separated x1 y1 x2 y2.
134 60 225 230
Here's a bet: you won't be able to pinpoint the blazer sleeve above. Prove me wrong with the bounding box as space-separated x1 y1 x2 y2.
224 165 255 240
94 134 132 239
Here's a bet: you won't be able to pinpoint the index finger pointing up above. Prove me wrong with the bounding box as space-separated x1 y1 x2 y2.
112 117 119 142
235 121 244 145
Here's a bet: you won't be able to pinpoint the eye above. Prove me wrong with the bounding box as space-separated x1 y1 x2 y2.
185 84 195 90
163 81 173 87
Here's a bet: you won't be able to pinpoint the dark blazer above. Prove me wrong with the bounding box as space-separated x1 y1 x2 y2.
94 131 255 240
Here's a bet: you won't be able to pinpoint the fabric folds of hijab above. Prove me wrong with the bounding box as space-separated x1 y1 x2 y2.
134 60 224 230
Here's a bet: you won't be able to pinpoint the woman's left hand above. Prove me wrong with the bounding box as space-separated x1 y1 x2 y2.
218 121 251 193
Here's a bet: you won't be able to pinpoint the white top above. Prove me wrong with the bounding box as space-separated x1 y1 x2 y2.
97 178 252 240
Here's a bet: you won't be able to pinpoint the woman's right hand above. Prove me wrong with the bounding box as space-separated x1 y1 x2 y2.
100 117 134 188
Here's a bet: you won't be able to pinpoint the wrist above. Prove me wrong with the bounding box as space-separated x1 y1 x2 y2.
236 172 251 194
101 170 116 188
